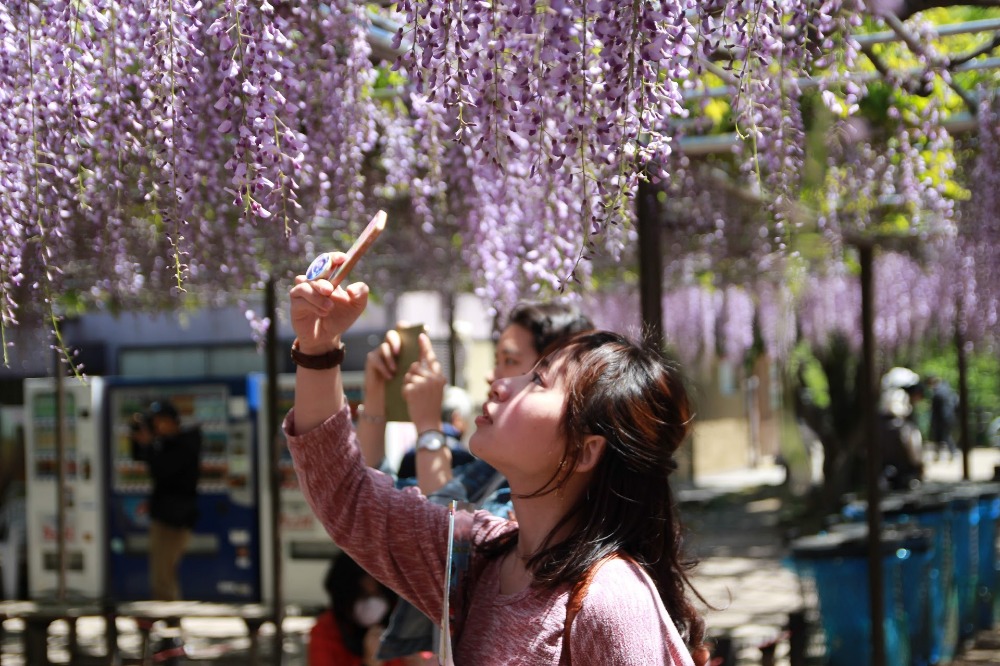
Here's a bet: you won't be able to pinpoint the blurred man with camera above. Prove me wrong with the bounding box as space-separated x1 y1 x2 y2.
130 400 202 601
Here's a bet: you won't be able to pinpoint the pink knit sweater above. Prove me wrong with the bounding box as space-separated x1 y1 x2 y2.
285 405 694 666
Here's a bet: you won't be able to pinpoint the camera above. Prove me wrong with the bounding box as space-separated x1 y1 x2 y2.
129 412 151 435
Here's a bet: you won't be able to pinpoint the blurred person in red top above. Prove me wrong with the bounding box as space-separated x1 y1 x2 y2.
310 550 406 666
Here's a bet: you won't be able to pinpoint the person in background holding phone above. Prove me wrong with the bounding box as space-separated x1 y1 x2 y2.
394 386 476 482
355 332 484 665
358 303 594 501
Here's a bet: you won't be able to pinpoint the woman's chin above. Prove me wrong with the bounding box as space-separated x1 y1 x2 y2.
468 435 492 465
468 435 482 459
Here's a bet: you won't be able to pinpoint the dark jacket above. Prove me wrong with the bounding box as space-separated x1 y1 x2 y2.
135 427 202 529
929 382 957 442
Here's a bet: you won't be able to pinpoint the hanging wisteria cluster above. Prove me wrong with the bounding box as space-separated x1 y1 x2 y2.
395 96 603 310
2 0 999 360
816 95 957 248
0 0 386 349
955 92 1000 343
584 251 958 367
725 1 865 223
391 0 881 312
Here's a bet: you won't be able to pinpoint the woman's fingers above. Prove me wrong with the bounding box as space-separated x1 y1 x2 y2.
291 276 333 305
290 277 368 336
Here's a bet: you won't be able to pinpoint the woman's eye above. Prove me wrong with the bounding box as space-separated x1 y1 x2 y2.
531 372 544 386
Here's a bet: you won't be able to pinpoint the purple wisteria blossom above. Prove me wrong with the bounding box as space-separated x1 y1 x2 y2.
1 0 997 364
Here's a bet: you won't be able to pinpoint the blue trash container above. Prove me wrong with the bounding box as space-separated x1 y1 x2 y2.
894 528 934 666
837 490 962 663
970 483 1000 630
898 493 960 664
828 523 935 666
946 488 981 640
791 527 925 666
840 493 910 525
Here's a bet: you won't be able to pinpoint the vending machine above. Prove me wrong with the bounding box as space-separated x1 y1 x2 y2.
24 377 107 599
248 371 365 608
104 378 261 602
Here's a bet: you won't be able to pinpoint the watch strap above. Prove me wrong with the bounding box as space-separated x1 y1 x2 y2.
291 338 346 370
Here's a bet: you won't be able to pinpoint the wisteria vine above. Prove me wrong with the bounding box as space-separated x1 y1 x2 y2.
1 0 998 363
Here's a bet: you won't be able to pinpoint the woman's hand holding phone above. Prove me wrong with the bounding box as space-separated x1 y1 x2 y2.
293 210 386 355
290 263 369 355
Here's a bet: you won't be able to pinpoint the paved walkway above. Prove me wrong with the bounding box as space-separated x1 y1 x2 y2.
2 448 999 665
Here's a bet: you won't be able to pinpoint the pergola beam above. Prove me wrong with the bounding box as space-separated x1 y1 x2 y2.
855 17 1000 45
685 56 1000 102
881 13 981 112
675 110 976 156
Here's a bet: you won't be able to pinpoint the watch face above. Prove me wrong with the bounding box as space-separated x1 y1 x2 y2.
417 431 445 451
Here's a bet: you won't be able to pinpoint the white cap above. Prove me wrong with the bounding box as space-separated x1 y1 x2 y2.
881 367 920 392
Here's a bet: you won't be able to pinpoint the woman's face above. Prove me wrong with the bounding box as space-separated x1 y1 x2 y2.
471 351 569 491
489 323 538 383
353 574 391 627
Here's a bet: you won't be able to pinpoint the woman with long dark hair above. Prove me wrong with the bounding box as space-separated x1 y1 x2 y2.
287 262 705 664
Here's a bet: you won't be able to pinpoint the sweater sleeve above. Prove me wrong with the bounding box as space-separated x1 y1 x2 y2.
568 559 695 666
285 405 467 623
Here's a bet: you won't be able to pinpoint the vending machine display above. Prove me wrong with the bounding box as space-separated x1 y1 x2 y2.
105 379 261 602
248 372 365 608
24 377 106 599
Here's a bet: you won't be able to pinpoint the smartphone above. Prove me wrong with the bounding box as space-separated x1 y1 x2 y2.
385 323 425 423
305 210 387 287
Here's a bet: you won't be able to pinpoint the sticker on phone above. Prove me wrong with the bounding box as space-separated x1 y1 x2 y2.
304 211 387 287
305 253 334 281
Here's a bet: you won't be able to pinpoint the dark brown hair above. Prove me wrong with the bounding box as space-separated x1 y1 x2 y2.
504 301 595 355
481 330 704 648
323 551 397 656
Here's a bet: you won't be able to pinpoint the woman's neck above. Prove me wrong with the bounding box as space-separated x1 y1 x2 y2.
507 481 584 560
498 475 591 595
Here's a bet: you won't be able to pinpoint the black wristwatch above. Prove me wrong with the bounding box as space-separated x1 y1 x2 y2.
416 429 447 453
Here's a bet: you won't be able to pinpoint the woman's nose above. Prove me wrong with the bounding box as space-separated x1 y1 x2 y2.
488 377 508 402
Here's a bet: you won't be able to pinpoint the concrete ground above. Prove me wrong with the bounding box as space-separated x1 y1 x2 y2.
2 447 999 665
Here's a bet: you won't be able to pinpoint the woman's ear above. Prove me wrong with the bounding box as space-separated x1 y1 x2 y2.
574 435 607 474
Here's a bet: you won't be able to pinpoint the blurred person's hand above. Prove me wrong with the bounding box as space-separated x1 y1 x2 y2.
364 328 402 400
362 624 385 666
129 413 153 446
403 333 446 435
692 644 711 666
